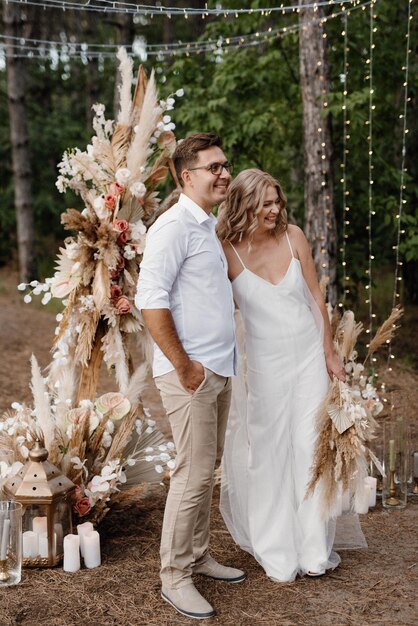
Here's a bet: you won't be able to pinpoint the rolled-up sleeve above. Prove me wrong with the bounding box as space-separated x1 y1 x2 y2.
135 219 187 311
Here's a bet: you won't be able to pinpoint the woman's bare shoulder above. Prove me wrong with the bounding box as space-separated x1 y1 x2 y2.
287 223 304 239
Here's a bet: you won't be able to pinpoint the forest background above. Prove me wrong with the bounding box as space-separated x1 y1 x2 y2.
1 0 417 329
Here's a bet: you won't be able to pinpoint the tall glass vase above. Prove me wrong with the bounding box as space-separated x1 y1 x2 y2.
0 501 22 586
382 417 408 510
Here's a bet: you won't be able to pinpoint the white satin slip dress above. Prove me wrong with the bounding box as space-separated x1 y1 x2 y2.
220 231 340 582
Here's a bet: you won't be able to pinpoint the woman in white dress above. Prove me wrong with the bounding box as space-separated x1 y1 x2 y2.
217 169 346 582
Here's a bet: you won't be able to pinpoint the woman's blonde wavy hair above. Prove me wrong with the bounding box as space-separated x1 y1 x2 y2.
216 168 287 244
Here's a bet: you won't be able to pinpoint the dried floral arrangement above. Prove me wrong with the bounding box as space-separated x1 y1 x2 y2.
0 49 181 524
306 306 403 519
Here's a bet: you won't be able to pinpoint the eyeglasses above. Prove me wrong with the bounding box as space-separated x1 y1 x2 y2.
188 161 233 176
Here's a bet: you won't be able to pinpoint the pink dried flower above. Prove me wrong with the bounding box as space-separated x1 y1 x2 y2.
110 285 122 300
73 497 91 517
104 194 116 210
117 231 130 246
109 182 125 197
115 295 131 314
112 219 129 233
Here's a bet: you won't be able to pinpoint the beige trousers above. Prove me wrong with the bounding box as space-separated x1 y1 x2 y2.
155 367 232 589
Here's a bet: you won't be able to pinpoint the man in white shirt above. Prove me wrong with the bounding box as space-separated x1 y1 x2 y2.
136 133 245 620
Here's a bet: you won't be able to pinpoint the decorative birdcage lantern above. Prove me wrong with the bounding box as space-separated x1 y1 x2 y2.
3 441 75 567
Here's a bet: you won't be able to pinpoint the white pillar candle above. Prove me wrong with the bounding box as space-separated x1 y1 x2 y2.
39 532 56 558
23 530 39 558
83 530 101 569
63 534 80 573
356 488 369 514
389 439 396 472
0 518 10 560
77 521 94 558
364 476 377 507
413 451 418 478
342 489 351 512
32 516 48 534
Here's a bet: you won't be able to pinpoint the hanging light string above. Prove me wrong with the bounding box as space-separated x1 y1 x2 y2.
364 0 376 349
387 0 413 371
315 14 331 279
6 0 366 18
339 11 350 308
0 0 375 60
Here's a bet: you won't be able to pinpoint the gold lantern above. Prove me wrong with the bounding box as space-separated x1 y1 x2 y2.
4 441 75 567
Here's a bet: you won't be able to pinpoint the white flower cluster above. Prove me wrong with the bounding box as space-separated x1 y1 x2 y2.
18 279 53 305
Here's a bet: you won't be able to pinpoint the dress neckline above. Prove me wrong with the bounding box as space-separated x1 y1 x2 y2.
232 257 299 287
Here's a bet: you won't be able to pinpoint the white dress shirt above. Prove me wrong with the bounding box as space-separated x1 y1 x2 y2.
136 193 236 378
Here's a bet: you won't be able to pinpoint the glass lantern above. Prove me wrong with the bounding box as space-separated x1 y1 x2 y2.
4 441 75 567
382 417 408 510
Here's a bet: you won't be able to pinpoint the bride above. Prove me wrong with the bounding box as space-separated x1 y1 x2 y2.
217 168 345 582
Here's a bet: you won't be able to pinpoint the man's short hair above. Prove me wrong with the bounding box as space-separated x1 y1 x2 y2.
173 133 223 187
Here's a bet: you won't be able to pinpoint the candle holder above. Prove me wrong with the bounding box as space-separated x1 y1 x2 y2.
368 442 384 497
382 418 408 510
0 501 22 586
3 441 75 567
411 477 418 496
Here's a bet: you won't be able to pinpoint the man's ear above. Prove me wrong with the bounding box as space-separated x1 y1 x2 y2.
181 169 192 187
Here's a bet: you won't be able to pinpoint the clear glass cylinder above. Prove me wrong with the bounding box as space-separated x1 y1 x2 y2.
0 501 22 586
382 418 408 510
0 449 15 500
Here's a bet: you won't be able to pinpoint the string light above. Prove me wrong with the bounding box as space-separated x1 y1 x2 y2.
364 0 376 345
5 0 369 17
316 17 331 282
339 11 351 308
0 1 374 60
387 0 413 371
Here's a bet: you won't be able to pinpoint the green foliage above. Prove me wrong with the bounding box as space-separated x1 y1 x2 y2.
1 0 417 303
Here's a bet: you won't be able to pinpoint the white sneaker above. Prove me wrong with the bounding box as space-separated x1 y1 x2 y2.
161 582 215 620
194 555 246 583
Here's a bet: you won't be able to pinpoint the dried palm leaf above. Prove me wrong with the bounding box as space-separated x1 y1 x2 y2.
116 194 145 223
92 260 110 313
327 404 353 435
131 64 148 127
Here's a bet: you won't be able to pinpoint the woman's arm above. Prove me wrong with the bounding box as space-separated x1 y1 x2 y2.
289 225 345 381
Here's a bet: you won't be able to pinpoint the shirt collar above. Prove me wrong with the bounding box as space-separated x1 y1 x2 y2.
179 193 213 225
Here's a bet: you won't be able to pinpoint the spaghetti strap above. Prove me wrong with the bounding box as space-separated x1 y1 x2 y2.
285 230 295 258
227 240 246 269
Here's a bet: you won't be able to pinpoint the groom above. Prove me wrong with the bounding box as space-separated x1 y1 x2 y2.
135 133 245 620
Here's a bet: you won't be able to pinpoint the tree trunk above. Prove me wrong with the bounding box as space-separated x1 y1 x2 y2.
299 4 338 305
4 1 36 282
